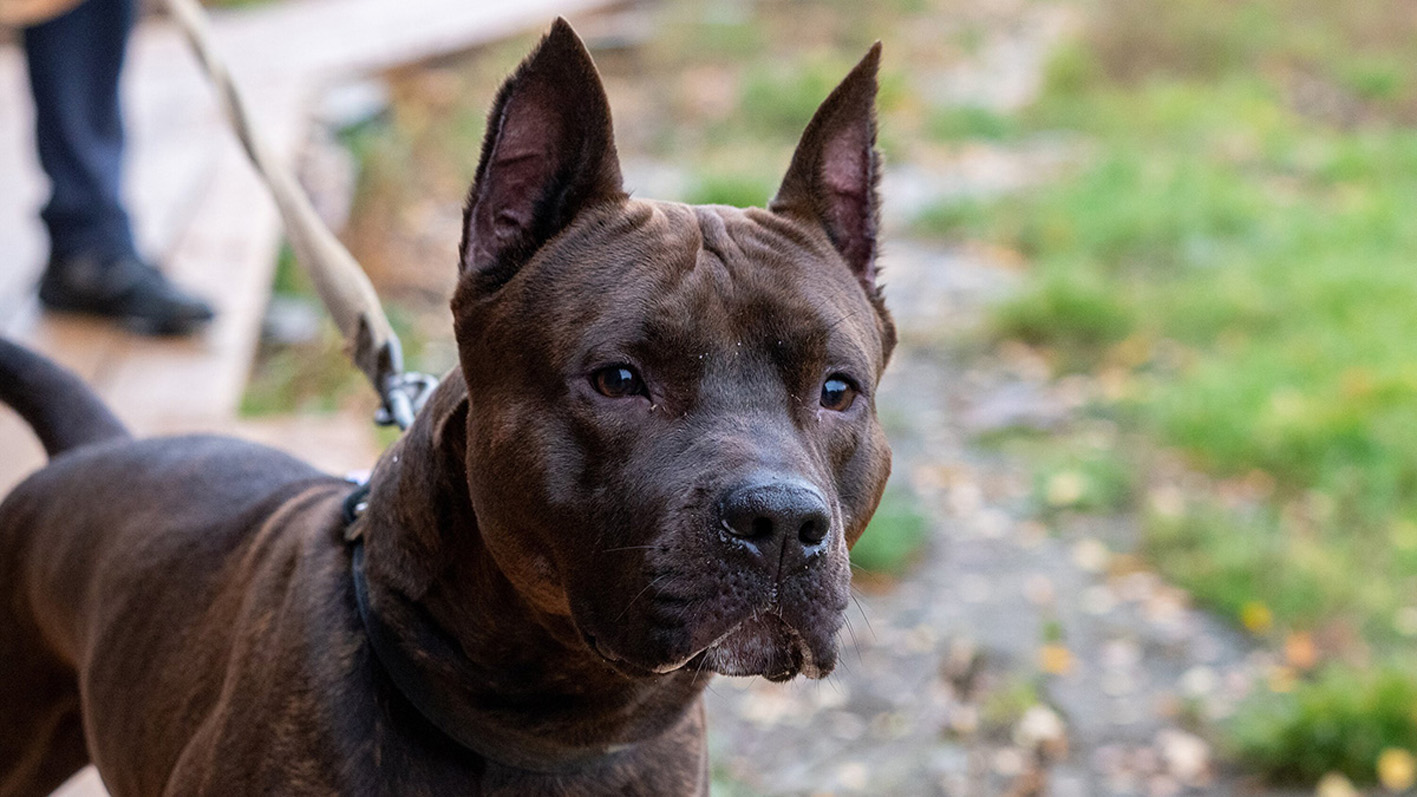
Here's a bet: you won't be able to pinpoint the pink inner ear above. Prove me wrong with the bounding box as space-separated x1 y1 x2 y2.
819 123 874 280
472 100 563 263
458 19 624 278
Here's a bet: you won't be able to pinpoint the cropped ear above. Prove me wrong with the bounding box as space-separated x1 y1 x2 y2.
458 18 625 286
770 44 883 294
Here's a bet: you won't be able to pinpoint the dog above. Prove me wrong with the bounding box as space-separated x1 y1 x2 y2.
0 19 895 796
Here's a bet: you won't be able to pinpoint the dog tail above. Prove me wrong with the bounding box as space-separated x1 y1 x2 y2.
0 338 130 458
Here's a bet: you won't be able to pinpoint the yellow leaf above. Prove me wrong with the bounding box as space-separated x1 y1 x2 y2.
1315 772 1358 797
1039 644 1073 676
1284 632 1318 670
1241 601 1273 635
1378 748 1416 793
1392 520 1417 552
1046 470 1087 508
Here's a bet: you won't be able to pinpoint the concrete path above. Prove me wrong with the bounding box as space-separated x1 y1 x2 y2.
0 1 611 794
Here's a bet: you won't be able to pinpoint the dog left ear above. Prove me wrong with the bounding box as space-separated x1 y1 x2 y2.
770 44 883 295
458 18 625 287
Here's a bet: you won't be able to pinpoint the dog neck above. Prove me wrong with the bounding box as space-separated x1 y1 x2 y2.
351 375 709 777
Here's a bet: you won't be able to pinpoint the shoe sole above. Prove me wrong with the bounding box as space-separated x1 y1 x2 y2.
38 298 213 337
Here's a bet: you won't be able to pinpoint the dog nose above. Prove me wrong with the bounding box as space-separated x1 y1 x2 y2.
720 479 832 564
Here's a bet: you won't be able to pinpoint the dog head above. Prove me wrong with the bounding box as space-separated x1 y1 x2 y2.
450 20 894 682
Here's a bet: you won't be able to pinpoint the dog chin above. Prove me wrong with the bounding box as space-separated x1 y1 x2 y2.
702 614 833 682
586 616 835 682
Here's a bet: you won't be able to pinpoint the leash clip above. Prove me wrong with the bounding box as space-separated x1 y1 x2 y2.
375 371 440 431
342 481 372 542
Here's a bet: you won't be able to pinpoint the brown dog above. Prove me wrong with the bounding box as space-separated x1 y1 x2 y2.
0 19 894 796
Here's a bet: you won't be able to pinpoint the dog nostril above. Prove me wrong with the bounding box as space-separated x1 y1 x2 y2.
720 480 830 555
798 519 827 546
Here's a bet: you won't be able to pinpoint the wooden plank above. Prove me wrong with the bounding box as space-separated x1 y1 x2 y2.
98 137 289 431
212 0 617 81
0 47 46 324
0 406 46 496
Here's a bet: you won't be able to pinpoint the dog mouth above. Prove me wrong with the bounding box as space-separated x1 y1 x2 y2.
703 613 824 681
585 613 829 682
582 632 707 680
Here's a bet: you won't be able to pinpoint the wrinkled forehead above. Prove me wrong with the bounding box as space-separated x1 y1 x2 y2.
516 199 884 368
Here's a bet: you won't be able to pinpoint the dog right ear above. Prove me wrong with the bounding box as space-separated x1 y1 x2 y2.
458 18 625 288
770 44 882 298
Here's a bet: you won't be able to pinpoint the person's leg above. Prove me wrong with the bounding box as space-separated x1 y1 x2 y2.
23 0 136 261
23 0 214 335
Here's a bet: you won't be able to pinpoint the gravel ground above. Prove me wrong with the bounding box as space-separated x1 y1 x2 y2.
703 238 1284 796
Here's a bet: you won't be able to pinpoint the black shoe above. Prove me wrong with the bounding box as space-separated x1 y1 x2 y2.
38 253 215 336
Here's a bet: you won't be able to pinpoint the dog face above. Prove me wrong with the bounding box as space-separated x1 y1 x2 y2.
451 20 894 682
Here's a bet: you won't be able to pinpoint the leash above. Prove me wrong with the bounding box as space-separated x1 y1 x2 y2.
164 0 437 430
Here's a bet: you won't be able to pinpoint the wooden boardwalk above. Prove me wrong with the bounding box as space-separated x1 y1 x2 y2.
0 1 613 794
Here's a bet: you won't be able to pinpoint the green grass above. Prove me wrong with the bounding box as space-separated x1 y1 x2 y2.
934 0 1417 782
736 59 871 141
944 0 1417 638
1145 502 1360 635
990 270 1134 366
1227 665 1417 786
1032 449 1138 515
240 244 362 417
927 105 1019 142
685 172 775 208
851 482 929 577
978 677 1043 738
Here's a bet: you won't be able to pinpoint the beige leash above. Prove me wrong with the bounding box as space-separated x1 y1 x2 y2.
164 0 436 430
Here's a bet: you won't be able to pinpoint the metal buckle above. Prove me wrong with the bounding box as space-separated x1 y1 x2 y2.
375 371 440 430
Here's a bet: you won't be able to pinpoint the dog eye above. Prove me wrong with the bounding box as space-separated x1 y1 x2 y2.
820 374 858 412
591 365 647 399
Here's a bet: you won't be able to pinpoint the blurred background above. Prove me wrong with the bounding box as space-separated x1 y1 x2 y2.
4 0 1417 794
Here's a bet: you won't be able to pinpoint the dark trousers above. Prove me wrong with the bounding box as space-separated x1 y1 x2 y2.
23 0 138 262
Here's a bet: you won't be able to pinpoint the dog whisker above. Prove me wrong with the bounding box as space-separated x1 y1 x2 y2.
841 614 862 663
848 590 877 642
614 574 670 622
690 648 713 686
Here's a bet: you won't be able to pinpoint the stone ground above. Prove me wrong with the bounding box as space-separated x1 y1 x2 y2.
702 238 1283 797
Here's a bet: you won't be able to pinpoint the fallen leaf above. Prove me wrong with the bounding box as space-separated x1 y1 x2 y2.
1046 470 1087 508
1285 632 1318 670
1378 748 1416 792
1241 601 1274 635
1315 772 1358 797
1039 644 1073 676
